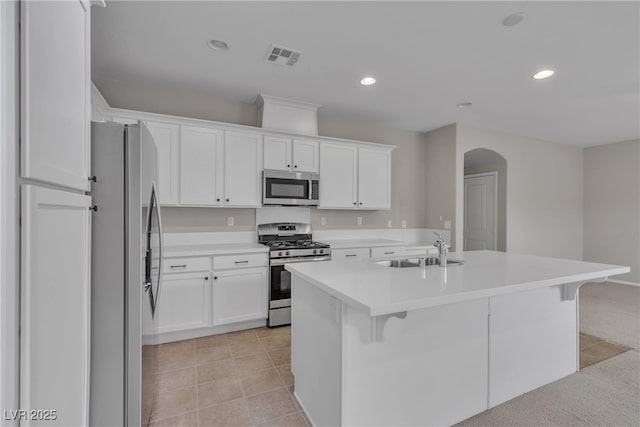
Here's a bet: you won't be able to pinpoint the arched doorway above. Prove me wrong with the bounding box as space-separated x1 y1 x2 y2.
463 149 507 251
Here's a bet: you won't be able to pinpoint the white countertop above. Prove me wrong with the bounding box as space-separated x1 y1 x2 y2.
319 238 406 249
286 250 629 316
164 243 269 258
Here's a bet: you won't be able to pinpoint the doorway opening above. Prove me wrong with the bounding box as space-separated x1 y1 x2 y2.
463 149 507 251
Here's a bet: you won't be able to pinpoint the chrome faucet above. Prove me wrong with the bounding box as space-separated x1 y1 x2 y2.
433 232 448 267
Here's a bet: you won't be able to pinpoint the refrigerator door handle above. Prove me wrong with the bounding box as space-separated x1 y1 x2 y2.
154 184 164 317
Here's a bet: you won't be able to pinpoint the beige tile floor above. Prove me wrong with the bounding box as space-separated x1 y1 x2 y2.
143 328 634 426
144 326 309 427
579 332 632 369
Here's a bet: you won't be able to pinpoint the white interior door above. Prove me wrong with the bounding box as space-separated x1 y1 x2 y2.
464 172 497 251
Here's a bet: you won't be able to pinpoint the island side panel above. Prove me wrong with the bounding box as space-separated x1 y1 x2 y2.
341 299 490 426
291 275 342 427
489 285 578 407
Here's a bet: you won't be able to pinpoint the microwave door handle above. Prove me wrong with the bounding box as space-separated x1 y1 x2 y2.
308 179 312 200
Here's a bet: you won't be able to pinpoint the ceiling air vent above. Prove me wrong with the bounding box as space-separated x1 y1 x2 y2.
266 44 302 66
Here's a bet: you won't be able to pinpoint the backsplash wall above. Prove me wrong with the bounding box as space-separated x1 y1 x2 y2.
95 78 430 232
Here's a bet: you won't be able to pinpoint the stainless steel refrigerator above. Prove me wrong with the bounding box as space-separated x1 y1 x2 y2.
90 121 164 426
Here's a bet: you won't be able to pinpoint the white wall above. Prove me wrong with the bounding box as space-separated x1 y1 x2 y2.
455 124 584 260
423 124 457 248
583 139 640 284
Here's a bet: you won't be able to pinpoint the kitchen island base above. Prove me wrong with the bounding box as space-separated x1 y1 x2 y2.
291 277 579 426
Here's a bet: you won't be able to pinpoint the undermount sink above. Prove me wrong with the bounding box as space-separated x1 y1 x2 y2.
375 258 465 268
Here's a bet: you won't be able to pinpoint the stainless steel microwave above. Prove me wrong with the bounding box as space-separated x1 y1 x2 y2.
263 170 319 206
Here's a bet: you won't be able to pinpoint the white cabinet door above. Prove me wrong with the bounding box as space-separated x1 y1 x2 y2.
319 143 358 209
224 131 262 207
263 136 292 171
358 147 391 210
180 126 223 206
293 139 319 173
145 121 179 205
21 185 91 426
21 0 90 191
212 268 268 326
144 273 213 335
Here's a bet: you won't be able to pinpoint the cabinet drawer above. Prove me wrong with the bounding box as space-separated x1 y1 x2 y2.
331 248 370 259
213 253 267 270
163 257 211 274
370 246 405 258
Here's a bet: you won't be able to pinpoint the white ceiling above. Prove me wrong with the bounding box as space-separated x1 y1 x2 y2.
92 1 640 147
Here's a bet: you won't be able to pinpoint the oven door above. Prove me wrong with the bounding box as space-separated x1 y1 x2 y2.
269 256 330 308
269 263 291 308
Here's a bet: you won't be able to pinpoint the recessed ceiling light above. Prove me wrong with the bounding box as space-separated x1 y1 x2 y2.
502 12 524 27
360 77 376 86
533 69 555 80
207 39 229 51
457 102 473 108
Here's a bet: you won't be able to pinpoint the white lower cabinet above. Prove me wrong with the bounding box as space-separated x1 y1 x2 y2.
144 272 212 335
212 268 268 326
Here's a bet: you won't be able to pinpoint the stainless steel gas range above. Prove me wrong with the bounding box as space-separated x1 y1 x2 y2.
258 223 331 327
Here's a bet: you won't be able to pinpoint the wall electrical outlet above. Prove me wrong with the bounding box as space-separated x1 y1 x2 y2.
439 216 443 221
402 220 407 228
444 220 451 230
227 217 234 227
357 216 363 225
321 217 326 226
388 220 393 228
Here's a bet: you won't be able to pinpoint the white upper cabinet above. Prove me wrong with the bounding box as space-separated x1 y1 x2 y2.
21 0 90 191
263 137 319 173
180 126 224 206
145 121 179 206
224 131 263 207
358 147 392 210
319 144 392 210
263 136 292 171
292 139 319 173
319 143 358 208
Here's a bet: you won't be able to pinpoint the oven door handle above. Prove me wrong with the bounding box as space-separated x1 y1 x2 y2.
271 256 331 266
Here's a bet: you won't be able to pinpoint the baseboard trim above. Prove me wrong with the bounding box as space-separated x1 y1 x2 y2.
142 319 267 345
293 390 316 427
608 279 640 287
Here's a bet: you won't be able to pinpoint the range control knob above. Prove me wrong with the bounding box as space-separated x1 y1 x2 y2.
319 249 324 254
286 251 290 256
278 251 283 256
313 249 317 255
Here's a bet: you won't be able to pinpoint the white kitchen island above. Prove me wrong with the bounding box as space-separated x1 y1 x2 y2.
285 251 629 426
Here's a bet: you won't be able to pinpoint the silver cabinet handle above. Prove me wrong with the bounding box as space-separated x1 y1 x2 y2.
234 260 249 264
384 251 395 255
345 254 357 257
170 264 187 269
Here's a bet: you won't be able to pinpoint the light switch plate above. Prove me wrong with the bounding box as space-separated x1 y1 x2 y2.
388 220 393 228
227 217 234 227
444 220 451 229
357 216 363 225
321 217 326 226
402 220 407 228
